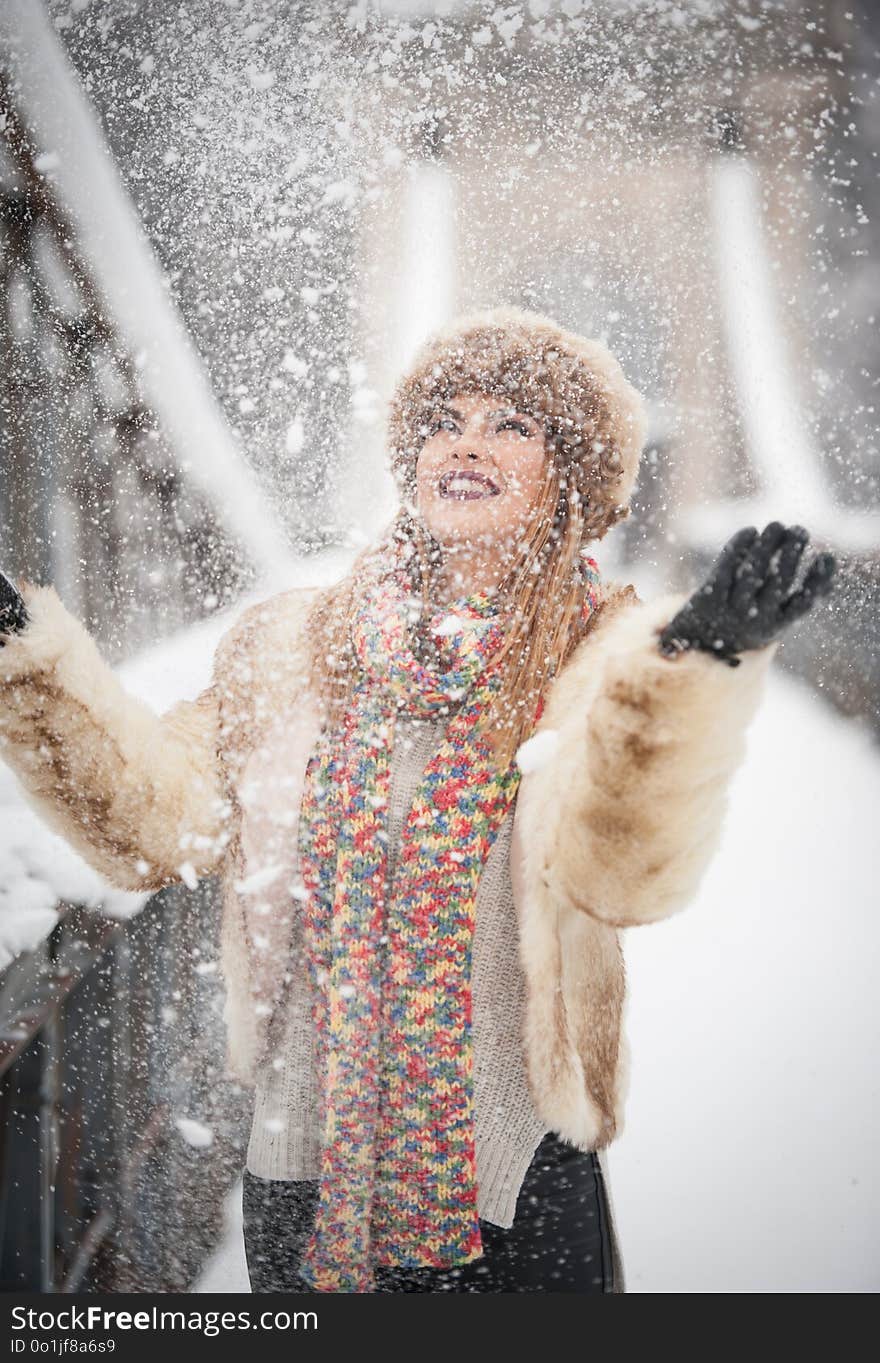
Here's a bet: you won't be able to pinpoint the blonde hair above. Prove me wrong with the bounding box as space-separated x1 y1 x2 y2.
304 420 618 771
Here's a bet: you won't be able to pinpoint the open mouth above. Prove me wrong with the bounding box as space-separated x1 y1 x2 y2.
438 470 501 500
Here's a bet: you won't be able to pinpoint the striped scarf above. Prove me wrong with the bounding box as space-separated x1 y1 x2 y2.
295 550 603 1292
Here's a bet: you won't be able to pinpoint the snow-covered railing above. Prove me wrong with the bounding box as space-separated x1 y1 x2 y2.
0 0 295 587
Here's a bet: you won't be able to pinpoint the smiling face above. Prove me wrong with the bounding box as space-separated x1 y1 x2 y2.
414 391 552 553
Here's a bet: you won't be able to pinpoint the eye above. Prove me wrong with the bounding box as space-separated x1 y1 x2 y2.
428 415 459 435
497 418 534 437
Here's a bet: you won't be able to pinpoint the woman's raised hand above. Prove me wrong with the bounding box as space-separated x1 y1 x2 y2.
656 522 838 667
0 570 30 644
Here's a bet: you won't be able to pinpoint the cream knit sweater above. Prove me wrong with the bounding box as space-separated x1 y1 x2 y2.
245 713 549 1228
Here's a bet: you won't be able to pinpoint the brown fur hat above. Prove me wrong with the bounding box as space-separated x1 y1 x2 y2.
386 305 648 541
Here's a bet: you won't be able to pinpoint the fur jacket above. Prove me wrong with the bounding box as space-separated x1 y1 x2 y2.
0 576 777 1153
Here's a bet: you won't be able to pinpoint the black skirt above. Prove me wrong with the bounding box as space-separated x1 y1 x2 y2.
242 1130 619 1293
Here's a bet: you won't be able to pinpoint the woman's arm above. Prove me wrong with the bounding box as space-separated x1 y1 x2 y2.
0 580 232 894
527 589 778 929
527 522 835 930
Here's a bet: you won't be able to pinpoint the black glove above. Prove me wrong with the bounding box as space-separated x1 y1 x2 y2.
0 570 30 644
657 522 837 668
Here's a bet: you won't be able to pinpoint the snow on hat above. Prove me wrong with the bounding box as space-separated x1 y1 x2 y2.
386 305 648 540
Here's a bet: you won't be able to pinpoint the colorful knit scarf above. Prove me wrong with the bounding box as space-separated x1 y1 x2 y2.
295 549 603 1292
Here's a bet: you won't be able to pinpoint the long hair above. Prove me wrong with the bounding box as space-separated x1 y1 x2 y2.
303 417 625 771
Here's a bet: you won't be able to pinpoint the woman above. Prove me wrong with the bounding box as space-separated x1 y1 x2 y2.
0 307 836 1293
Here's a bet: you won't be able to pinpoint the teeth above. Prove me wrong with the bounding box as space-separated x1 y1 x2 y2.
444 477 494 494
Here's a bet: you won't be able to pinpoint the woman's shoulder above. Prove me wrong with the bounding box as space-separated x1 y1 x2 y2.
547 577 642 697
211 583 324 686
602 578 642 612
583 577 642 641
220 583 323 647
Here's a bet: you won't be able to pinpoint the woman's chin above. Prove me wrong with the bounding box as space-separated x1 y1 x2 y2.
418 505 527 549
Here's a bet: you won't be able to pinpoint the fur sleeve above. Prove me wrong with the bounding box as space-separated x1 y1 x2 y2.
0 582 234 894
524 589 778 928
